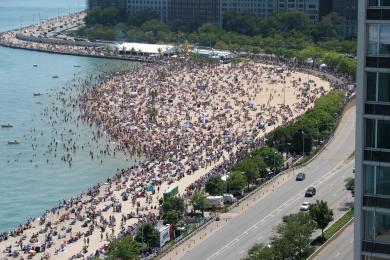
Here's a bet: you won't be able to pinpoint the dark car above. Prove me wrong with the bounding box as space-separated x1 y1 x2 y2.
296 172 306 181
305 186 316 197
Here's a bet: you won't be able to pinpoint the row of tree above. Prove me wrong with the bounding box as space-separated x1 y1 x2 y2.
205 147 283 196
246 200 334 260
266 91 345 155
223 11 346 41
79 9 356 75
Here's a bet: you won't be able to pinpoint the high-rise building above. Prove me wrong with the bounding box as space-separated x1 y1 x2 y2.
276 0 320 21
88 0 126 10
355 0 390 259
126 0 168 22
332 0 357 38
219 0 276 25
168 0 220 30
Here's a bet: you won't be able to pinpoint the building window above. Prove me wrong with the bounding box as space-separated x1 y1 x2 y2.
366 118 376 147
365 164 376 194
367 72 377 101
377 166 390 195
365 118 390 149
364 210 375 240
364 164 390 197
367 71 390 102
369 0 390 7
368 24 390 56
379 73 390 102
377 120 390 148
364 210 390 244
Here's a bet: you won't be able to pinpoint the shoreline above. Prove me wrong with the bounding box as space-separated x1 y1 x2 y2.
0 12 158 62
0 41 154 63
0 58 341 260
0 12 355 260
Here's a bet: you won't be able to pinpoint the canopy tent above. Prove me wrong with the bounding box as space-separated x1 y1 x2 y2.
116 42 176 55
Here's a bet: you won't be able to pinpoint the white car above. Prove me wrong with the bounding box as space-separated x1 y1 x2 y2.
300 202 311 211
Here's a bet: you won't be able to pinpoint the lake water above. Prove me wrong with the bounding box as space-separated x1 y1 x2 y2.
0 0 139 231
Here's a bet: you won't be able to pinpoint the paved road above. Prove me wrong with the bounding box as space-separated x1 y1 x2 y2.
315 222 354 260
180 104 356 260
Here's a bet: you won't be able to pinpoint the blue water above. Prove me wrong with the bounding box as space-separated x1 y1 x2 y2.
0 1 138 231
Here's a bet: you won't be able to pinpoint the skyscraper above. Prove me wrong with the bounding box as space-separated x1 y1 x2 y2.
355 0 390 259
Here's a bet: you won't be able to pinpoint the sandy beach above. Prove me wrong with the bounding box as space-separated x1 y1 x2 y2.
0 58 334 260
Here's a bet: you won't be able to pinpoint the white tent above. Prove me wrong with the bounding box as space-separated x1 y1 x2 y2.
116 42 176 55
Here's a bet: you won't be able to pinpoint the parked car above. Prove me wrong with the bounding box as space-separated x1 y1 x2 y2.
296 172 306 181
305 186 317 197
300 202 311 211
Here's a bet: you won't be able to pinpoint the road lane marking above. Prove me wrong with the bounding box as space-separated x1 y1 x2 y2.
203 160 353 260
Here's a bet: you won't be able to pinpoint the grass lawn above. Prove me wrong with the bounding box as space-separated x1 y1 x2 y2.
324 208 354 240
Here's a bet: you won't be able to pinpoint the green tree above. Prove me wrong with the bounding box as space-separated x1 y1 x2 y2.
85 7 125 27
231 156 260 186
223 11 258 36
227 171 247 193
246 212 315 259
251 147 283 172
127 10 159 27
162 197 185 225
345 177 355 196
205 176 226 195
272 212 315 259
135 223 159 248
106 235 142 260
309 200 334 237
314 12 345 41
191 192 208 215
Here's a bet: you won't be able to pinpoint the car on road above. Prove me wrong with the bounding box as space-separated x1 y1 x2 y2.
305 186 316 197
300 202 311 211
296 172 306 181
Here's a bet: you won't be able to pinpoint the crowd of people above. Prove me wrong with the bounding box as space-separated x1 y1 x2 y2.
0 11 358 260
0 56 337 259
0 12 154 62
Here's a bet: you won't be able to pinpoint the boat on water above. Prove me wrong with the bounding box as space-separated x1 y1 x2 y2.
8 140 20 145
33 64 38 67
74 65 81 68
1 123 13 128
52 75 59 79
33 92 43 96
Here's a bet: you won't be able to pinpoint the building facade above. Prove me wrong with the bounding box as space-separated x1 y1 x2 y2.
219 0 276 24
355 0 390 259
88 0 321 27
168 0 220 30
88 0 126 10
126 0 168 22
332 0 358 38
276 0 320 21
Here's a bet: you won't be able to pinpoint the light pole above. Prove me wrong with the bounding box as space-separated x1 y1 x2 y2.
301 130 305 155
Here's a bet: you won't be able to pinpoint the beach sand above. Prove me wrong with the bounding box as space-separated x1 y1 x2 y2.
0 60 331 260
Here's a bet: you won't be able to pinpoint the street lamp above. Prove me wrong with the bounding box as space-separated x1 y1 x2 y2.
301 130 305 155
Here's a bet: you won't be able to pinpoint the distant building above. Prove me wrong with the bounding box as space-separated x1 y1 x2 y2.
318 0 357 38
168 0 220 30
219 0 276 25
87 0 323 29
88 0 126 10
276 0 320 21
126 0 168 22
332 0 357 38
